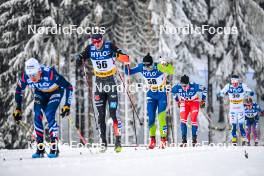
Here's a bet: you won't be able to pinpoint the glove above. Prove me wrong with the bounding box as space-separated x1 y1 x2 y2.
61 105 70 118
216 93 222 101
260 111 264 117
200 100 206 108
159 56 168 65
13 108 22 122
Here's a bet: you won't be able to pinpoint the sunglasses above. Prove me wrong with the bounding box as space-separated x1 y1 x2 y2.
92 39 102 44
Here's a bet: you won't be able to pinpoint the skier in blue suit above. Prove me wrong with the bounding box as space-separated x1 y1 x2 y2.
13 58 73 158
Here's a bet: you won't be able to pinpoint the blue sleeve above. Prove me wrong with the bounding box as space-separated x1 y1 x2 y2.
171 84 179 94
15 72 28 109
124 63 143 75
53 68 73 106
171 85 179 102
256 104 262 112
198 84 207 101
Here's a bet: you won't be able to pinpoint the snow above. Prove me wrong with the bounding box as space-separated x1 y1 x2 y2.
0 146 263 176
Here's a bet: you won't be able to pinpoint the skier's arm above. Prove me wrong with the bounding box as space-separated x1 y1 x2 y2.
77 45 92 67
256 104 264 116
171 84 180 101
198 84 207 101
157 63 174 75
111 43 129 63
217 84 229 97
124 63 143 75
15 72 28 109
242 83 254 97
53 68 73 107
172 85 181 107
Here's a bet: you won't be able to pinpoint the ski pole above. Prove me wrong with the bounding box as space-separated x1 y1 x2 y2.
127 64 138 145
200 109 226 131
116 64 143 125
18 121 36 141
82 61 100 132
67 115 93 154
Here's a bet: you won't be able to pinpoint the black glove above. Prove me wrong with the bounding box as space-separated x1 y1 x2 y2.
61 105 70 118
13 108 22 122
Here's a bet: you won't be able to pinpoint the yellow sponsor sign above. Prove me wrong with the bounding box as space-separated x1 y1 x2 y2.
94 67 117 77
230 99 243 104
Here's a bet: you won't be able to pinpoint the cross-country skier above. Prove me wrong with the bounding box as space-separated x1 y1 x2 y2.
217 75 254 145
125 53 174 149
172 75 207 147
76 33 129 153
13 58 73 158
244 97 264 146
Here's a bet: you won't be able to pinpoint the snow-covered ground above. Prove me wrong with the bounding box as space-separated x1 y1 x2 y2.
0 146 263 176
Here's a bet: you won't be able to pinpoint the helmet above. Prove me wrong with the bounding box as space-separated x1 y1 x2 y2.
180 75 189 85
25 58 41 76
143 53 153 67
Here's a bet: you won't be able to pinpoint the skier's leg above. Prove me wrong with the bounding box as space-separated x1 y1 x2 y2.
238 112 246 145
44 91 62 158
33 94 45 144
245 119 251 144
32 93 46 158
180 101 189 145
190 101 199 145
94 91 107 145
229 111 237 143
252 120 258 144
157 92 167 148
157 92 167 138
107 89 120 136
44 92 62 142
107 89 122 152
147 96 158 149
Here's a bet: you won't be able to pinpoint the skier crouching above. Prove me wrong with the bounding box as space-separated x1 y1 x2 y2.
13 58 73 158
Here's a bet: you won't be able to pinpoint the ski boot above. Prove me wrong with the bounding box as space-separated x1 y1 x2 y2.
192 136 197 147
47 140 59 158
180 136 187 147
160 137 167 149
254 140 259 146
32 142 45 158
114 136 122 153
148 136 156 149
247 141 251 146
241 138 247 146
231 137 237 146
